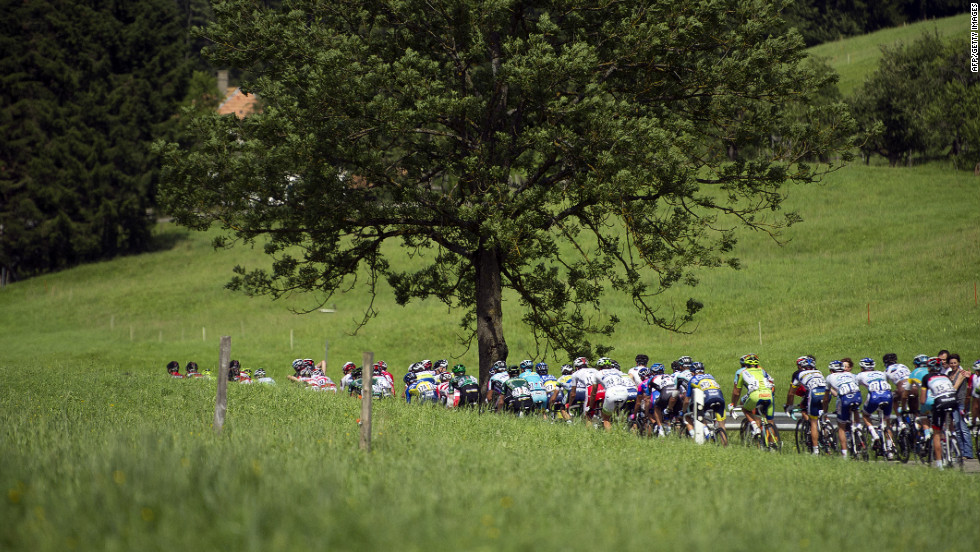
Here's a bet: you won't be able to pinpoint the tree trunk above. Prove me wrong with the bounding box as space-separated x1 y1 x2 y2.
474 243 508 394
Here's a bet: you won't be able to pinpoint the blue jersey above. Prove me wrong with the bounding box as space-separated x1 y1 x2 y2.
688 373 725 402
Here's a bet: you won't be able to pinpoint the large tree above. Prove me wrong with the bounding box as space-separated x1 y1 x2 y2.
159 0 853 386
0 0 190 281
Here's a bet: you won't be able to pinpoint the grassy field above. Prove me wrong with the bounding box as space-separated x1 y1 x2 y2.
2 16 980 550
808 13 971 96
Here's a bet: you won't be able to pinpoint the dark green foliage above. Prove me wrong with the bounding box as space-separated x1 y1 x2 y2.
850 33 980 166
0 0 192 280
783 0 967 47
159 0 854 382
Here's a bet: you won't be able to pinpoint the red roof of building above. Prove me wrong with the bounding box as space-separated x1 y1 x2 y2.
217 87 259 118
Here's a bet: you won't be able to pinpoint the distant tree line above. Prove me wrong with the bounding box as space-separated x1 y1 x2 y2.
0 0 969 284
0 0 210 283
783 0 967 47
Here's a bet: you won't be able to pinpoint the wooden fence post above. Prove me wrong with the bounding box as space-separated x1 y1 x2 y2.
360 351 374 451
214 336 231 434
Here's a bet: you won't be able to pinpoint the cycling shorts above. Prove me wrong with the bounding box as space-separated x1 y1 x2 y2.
505 395 533 414
862 390 893 417
703 395 726 422
455 384 480 407
930 396 957 430
743 389 775 421
835 392 862 423
530 389 548 408
602 386 629 414
803 387 827 417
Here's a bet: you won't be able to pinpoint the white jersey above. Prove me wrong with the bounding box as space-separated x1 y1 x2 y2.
792 369 826 391
598 368 630 390
970 373 980 399
885 363 910 385
628 366 646 387
489 371 510 393
855 370 891 394
566 368 601 390
826 372 860 396
340 373 353 390
255 376 276 385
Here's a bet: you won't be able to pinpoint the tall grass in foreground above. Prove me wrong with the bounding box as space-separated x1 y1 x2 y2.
1 367 976 552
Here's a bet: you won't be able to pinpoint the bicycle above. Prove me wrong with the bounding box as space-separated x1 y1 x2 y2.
843 415 869 461
790 408 833 455
690 407 728 446
734 406 781 452
938 409 964 471
891 409 930 464
865 412 898 461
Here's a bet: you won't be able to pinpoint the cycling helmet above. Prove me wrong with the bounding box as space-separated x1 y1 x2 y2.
691 361 705 374
254 368 267 378
912 354 928 368
292 359 305 372
596 357 612 369
229 359 241 371
650 363 665 374
926 357 942 372
795 356 813 369
611 360 621 370
166 361 180 374
882 353 898 366
828 360 845 373
409 362 422 373
303 359 315 368
185 362 199 374
377 360 388 371
343 362 356 375
535 362 549 376
859 358 875 371
420 359 433 371
560 364 574 375
678 355 693 369
635 354 649 366
637 367 651 380
492 360 507 374
310 368 322 377
740 354 760 367
507 365 520 377
404 372 416 385
440 372 452 382
573 357 588 370
202 368 212 377
435 359 449 370
452 364 466 375
973 359 980 372
299 367 313 378
519 359 534 372
373 364 382 375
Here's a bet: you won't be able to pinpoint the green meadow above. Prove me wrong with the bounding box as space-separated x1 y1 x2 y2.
2 17 980 551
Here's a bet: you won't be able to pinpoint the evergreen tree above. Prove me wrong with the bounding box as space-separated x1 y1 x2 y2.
0 0 191 281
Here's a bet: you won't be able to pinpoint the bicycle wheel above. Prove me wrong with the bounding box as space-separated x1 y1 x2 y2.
819 422 838 456
853 427 869 461
795 419 808 454
714 427 729 447
944 426 964 471
765 424 782 452
895 426 912 463
739 418 756 447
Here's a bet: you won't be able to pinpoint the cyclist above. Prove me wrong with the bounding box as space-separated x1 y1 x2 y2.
487 361 510 411
166 360 184 379
519 360 549 413
647 363 680 435
596 358 631 430
310 366 337 392
919 357 959 469
564 357 600 421
882 353 911 413
823 360 862 457
855 357 894 459
535 363 558 414
615 359 639 418
185 361 205 379
673 357 694 416
405 371 438 404
729 354 775 439
448 364 480 408
629 354 650 387
375 361 394 389
340 362 356 391
253 368 276 385
784 356 827 455
499 365 533 415
686 362 728 444
552 364 575 420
